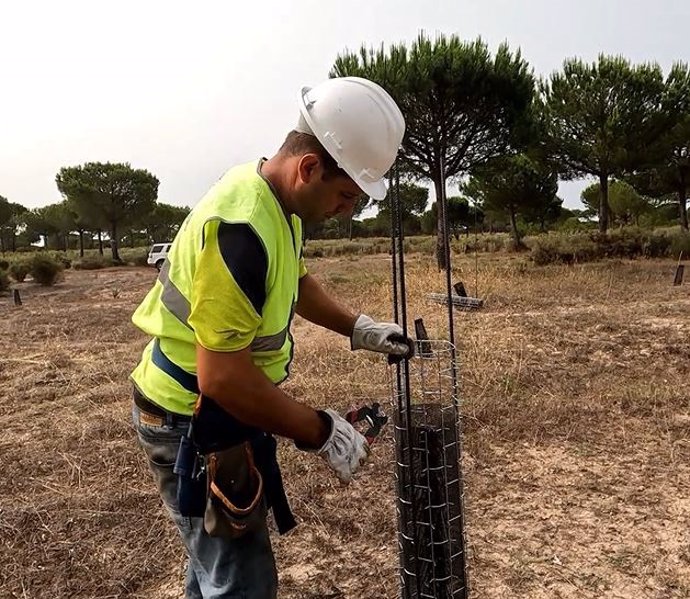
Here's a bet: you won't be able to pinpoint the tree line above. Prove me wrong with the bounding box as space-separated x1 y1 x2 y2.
331 33 690 265
0 164 190 261
3 33 688 266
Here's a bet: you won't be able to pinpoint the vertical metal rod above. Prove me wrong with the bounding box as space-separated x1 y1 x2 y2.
422 429 438 597
389 167 409 596
437 155 456 351
473 199 479 299
389 170 404 407
438 154 470 597
395 165 410 347
390 170 401 327
437 155 459 411
392 160 422 599
388 169 406 594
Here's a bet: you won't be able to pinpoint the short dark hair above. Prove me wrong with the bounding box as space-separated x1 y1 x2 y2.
279 130 348 180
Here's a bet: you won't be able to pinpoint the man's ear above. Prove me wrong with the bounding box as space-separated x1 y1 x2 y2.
296 153 321 185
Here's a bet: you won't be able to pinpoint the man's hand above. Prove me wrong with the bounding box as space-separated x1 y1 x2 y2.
303 409 369 484
350 314 412 357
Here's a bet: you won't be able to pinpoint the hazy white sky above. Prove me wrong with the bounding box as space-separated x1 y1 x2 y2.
1 0 688 213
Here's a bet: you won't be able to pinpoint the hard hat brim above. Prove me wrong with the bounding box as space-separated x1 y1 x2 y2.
357 177 388 201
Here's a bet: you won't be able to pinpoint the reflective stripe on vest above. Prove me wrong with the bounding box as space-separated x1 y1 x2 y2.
159 260 192 329
151 338 199 394
158 260 291 353
250 328 287 352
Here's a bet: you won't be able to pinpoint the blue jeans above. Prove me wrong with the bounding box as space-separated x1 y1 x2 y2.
132 403 278 599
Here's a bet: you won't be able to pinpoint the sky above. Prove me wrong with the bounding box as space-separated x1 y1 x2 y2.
1 0 688 215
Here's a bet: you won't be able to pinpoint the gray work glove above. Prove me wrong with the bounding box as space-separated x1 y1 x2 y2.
305 409 370 484
350 314 412 357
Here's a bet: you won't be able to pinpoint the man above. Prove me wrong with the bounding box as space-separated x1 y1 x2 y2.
130 76 407 598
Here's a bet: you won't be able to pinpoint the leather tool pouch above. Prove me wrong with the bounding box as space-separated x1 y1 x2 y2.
190 395 268 539
203 442 267 538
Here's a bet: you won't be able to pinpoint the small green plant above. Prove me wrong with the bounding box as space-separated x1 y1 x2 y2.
9 261 29 282
29 255 64 286
0 259 9 270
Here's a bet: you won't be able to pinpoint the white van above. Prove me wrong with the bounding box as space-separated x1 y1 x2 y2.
147 243 172 270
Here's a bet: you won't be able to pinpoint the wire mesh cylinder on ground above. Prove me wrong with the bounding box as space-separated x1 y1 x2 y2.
393 342 468 599
396 404 466 598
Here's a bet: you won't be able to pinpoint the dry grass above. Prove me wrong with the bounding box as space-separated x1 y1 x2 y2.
0 253 689 598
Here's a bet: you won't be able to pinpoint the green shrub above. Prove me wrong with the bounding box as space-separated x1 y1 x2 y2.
129 250 150 267
73 255 109 270
302 230 687 264
305 239 387 258
114 247 150 266
558 216 592 232
505 238 529 252
48 252 72 270
413 237 436 255
9 260 29 282
462 234 506 254
670 232 690 258
530 234 602 265
530 237 562 266
594 229 644 259
0 259 9 270
572 237 603 263
0 269 9 293
596 229 677 260
642 233 672 258
530 228 683 265
29 255 64 286
374 239 394 254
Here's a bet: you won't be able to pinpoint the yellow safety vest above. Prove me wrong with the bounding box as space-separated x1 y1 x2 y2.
130 160 304 415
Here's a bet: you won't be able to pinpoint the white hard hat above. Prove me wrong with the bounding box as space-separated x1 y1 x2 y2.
297 77 405 200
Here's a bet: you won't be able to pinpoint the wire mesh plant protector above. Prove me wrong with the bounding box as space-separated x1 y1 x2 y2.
388 158 469 599
391 341 469 599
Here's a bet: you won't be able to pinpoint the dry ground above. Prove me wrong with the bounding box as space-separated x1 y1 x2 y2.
0 253 689 599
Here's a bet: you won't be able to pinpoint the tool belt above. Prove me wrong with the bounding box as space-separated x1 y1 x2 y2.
142 340 296 537
174 394 296 538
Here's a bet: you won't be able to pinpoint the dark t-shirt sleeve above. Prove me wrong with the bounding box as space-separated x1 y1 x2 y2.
216 222 268 314
188 220 268 352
